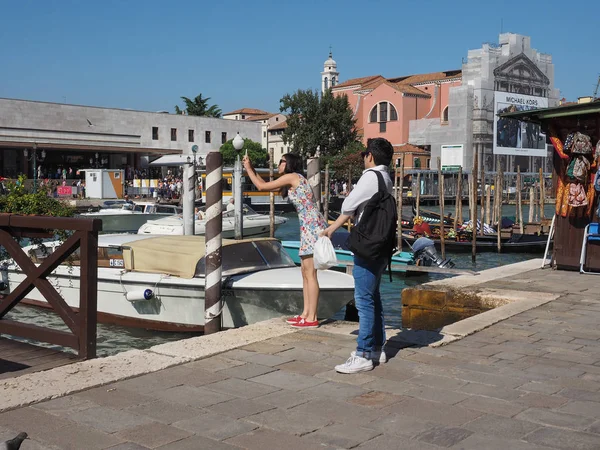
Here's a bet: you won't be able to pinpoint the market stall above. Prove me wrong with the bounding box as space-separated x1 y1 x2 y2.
501 100 600 271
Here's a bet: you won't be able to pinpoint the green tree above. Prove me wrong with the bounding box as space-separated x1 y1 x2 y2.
327 141 366 180
279 88 358 158
0 175 74 217
175 94 222 117
219 138 268 168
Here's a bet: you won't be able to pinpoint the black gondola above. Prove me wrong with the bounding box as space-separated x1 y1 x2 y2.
401 232 550 253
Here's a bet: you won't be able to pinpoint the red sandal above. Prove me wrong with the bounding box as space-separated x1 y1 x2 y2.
290 319 319 328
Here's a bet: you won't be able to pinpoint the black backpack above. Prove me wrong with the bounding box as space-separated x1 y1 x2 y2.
347 170 398 280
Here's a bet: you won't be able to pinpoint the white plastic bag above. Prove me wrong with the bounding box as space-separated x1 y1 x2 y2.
313 236 338 270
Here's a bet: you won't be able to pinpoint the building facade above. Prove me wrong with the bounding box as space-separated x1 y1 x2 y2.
409 33 559 173
0 98 260 179
331 33 559 173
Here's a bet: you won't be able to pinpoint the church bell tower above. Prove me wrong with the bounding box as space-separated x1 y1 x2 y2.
321 50 339 93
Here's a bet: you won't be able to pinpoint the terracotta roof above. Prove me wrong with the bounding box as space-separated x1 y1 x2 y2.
393 144 430 154
222 108 270 116
388 70 462 85
332 75 382 90
269 120 287 131
388 82 430 97
245 113 277 122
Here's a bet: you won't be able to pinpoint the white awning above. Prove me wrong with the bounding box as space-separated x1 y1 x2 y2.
149 154 191 166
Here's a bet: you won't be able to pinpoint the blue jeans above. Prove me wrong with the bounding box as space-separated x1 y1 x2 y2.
353 255 387 358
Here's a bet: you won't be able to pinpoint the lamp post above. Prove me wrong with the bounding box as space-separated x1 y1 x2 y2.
89 152 108 169
23 144 46 193
183 145 198 235
232 132 244 240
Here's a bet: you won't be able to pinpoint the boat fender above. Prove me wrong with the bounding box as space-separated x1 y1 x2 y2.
125 289 154 302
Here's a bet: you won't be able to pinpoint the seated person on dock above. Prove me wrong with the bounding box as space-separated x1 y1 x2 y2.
412 217 432 236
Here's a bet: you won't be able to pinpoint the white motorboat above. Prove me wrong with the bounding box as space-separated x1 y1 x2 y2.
80 202 182 233
5 235 353 331
138 204 287 238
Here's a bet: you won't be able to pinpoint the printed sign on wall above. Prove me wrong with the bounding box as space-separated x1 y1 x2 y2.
493 92 548 157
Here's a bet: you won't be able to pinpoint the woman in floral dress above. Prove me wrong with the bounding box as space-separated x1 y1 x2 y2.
243 153 327 328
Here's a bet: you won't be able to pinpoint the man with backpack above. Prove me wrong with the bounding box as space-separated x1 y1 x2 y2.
321 138 395 373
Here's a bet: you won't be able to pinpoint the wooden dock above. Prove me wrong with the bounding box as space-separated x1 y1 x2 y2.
0 337 78 380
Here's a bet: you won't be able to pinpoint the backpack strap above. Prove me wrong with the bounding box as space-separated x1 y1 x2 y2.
367 170 387 192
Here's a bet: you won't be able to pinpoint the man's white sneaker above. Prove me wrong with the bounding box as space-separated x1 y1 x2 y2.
335 355 374 374
351 349 387 364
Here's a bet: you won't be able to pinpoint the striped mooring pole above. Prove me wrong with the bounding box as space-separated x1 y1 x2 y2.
204 151 223 335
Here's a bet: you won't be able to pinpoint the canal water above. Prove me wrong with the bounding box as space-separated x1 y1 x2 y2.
6 206 550 357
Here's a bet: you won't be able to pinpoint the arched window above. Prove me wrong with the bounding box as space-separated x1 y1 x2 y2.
331 77 336 86
369 102 398 123
390 104 398 121
442 106 449 123
324 77 329 90
369 106 378 123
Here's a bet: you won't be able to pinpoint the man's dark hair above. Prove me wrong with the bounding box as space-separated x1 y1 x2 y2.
366 138 393 166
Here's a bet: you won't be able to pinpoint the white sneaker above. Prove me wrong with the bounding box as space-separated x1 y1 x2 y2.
351 348 387 364
335 355 374 374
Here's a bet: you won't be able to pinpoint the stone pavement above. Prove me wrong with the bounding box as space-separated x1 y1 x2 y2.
2 268 600 449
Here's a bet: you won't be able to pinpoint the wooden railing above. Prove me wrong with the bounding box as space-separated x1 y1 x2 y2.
0 215 102 359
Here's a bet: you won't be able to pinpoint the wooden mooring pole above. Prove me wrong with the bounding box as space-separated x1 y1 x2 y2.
204 152 223 335
517 166 524 234
397 158 404 252
456 167 462 225
438 160 446 259
529 187 535 223
269 149 275 238
497 161 503 253
471 152 478 262
539 167 545 220
416 172 421 218
324 162 330 223
479 162 484 236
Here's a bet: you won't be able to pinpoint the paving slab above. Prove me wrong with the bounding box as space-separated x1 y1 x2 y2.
3 263 600 449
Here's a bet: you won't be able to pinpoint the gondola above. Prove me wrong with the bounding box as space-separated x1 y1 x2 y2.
401 232 550 253
412 204 454 225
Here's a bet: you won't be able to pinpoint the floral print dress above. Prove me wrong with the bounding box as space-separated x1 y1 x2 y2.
287 174 327 256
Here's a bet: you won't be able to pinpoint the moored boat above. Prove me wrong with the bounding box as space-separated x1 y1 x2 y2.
282 230 415 273
4 235 354 331
80 202 182 233
138 204 287 238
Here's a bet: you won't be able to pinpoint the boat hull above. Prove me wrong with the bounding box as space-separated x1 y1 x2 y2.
5 266 353 331
402 234 551 253
281 241 414 272
79 213 170 233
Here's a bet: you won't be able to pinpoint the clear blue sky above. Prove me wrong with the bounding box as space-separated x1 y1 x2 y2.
1 0 598 114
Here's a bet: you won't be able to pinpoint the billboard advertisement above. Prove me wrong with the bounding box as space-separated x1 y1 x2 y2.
493 92 548 157
441 144 464 171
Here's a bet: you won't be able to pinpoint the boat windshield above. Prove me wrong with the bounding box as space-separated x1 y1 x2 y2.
194 240 295 277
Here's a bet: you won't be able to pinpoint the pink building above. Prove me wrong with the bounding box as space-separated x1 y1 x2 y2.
327 53 461 169
331 71 461 160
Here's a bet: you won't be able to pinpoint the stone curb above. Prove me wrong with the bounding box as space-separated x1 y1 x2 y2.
0 318 296 413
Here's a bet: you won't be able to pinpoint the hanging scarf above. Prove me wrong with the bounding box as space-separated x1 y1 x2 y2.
548 125 570 160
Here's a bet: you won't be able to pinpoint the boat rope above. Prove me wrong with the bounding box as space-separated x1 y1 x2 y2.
204 152 223 331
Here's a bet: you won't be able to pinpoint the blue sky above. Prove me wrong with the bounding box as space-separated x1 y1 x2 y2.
1 0 598 114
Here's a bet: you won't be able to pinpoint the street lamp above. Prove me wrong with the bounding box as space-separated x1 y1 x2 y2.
232 132 244 240
89 152 108 168
23 143 46 193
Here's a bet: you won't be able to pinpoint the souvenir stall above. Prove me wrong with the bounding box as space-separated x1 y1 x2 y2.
502 100 600 271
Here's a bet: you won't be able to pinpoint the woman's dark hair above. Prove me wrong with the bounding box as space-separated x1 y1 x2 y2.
280 153 303 199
